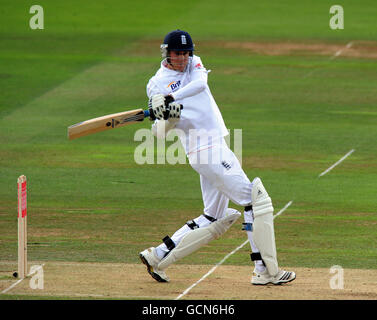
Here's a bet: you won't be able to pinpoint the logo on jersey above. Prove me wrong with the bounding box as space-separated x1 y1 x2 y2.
167 80 181 92
181 35 187 45
195 63 203 69
221 161 232 170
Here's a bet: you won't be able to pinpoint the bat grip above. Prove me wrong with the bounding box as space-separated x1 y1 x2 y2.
144 109 151 118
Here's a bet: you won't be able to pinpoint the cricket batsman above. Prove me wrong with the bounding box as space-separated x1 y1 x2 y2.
139 29 296 285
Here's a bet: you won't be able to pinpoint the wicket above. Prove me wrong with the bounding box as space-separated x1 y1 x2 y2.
17 175 27 279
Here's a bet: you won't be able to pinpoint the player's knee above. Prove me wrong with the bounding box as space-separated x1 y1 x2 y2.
192 214 215 229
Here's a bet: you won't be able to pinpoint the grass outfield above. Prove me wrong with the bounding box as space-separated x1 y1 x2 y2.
0 0 376 299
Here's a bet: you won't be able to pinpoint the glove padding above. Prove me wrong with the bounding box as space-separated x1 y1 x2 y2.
148 94 183 120
149 94 168 120
167 101 183 119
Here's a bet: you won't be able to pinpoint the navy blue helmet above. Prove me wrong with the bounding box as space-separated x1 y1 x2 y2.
160 29 195 58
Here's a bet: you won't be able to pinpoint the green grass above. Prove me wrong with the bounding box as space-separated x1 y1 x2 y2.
1 0 377 279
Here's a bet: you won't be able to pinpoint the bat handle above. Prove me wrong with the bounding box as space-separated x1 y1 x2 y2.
143 109 151 118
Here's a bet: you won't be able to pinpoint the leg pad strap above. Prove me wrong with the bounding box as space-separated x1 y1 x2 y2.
186 220 199 230
250 253 266 266
162 235 175 251
242 222 253 231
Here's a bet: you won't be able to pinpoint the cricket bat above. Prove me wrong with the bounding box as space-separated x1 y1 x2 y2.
68 108 151 140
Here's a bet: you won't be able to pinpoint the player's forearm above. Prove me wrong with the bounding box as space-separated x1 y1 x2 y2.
171 79 206 100
171 68 208 100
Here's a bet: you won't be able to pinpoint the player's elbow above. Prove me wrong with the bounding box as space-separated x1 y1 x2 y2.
195 79 207 92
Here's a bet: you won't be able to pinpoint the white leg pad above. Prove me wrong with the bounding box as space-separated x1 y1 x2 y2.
158 209 241 270
251 178 279 276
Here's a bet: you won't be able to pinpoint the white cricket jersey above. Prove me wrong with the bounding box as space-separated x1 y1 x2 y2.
147 55 228 154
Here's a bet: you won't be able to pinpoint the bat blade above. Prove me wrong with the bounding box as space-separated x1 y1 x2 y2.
68 108 149 140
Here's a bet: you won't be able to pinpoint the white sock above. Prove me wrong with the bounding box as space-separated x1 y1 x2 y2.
155 245 168 260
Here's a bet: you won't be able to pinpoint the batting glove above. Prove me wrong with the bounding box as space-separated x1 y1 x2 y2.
148 94 181 120
167 101 183 119
148 94 167 120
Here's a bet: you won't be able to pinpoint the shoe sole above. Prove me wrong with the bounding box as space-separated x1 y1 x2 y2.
139 253 168 283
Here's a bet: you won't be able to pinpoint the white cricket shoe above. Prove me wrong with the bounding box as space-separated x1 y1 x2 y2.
252 268 296 285
139 247 169 283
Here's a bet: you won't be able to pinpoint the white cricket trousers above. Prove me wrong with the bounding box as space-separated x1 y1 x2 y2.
188 140 253 219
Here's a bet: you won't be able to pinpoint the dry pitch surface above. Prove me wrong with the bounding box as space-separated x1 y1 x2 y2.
1 261 376 300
